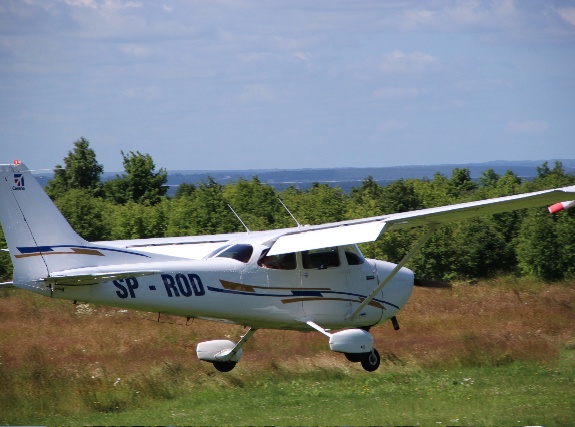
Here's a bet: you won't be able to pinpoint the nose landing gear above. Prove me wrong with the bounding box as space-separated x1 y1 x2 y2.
344 348 381 371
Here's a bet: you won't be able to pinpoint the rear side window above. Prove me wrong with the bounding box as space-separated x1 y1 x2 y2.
302 247 340 269
215 244 253 263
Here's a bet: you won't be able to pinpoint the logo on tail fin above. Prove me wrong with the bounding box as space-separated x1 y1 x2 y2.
12 174 25 190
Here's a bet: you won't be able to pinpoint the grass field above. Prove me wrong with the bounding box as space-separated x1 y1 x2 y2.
1 278 574 425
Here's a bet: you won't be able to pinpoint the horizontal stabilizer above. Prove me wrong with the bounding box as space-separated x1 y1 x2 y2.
44 270 160 286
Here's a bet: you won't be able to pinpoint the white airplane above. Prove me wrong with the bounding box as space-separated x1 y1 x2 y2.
1 161 574 372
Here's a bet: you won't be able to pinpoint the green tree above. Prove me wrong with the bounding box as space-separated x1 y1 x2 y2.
104 151 167 206
556 212 575 279
174 182 196 199
276 186 308 228
449 167 477 197
348 176 386 218
451 218 508 278
298 183 347 225
167 177 237 236
532 161 575 189
381 179 423 213
410 225 458 281
109 201 168 239
54 189 113 241
412 173 455 208
46 137 103 199
223 177 282 230
478 168 500 189
516 210 563 281
0 227 12 281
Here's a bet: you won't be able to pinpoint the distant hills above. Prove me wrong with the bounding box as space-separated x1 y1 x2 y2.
36 159 575 193
164 159 575 193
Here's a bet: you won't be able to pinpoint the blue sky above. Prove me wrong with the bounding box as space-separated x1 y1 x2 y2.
1 0 574 172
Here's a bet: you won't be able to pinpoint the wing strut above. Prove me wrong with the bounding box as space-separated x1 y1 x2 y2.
347 224 439 321
223 327 257 360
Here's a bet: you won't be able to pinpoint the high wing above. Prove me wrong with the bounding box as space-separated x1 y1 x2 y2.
267 185 575 255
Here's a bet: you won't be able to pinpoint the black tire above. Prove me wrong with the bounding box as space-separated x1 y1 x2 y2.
360 349 380 372
344 352 365 363
213 361 237 372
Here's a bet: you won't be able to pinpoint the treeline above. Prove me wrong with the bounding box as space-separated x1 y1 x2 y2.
1 138 575 282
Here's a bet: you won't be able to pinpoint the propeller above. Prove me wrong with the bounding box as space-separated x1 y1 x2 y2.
414 277 452 289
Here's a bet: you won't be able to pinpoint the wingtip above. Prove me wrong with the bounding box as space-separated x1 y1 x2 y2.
548 200 575 214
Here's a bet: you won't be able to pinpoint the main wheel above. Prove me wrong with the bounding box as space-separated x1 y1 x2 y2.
344 352 365 363
213 361 237 372
360 348 380 372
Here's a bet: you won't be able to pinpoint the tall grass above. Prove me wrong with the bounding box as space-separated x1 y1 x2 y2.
0 279 574 424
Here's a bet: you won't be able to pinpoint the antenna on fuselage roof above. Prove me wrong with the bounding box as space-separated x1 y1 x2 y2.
278 198 302 229
227 204 251 234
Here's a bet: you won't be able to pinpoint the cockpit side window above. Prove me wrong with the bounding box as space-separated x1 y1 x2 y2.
342 244 365 265
302 247 340 269
205 245 230 259
215 244 254 263
258 249 297 270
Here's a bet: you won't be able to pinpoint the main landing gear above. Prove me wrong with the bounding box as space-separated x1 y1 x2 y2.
196 328 256 372
197 318 394 373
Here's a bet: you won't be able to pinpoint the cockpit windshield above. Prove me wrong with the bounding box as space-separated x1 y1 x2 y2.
213 244 254 263
341 244 365 265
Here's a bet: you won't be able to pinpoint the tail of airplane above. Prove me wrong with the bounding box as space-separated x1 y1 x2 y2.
0 162 169 291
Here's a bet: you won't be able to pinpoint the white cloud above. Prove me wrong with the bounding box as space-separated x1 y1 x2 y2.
119 43 151 58
61 0 141 10
60 0 98 8
378 118 406 132
558 8 575 27
121 86 161 100
379 50 439 74
237 84 275 103
372 87 426 100
507 120 549 134
292 51 309 61
400 9 435 30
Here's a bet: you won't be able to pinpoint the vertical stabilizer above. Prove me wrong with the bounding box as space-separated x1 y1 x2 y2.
0 162 91 287
0 162 166 290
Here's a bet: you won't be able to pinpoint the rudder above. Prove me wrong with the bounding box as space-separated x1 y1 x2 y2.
0 162 162 289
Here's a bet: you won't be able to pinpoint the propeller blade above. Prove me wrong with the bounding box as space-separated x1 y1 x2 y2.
414 277 452 289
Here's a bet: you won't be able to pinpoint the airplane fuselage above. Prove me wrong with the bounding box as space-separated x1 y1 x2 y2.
41 248 414 331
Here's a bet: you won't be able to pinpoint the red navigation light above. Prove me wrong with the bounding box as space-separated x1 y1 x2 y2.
13 160 21 165
548 200 575 214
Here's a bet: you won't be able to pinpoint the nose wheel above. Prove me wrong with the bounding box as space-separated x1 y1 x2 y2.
345 348 381 371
